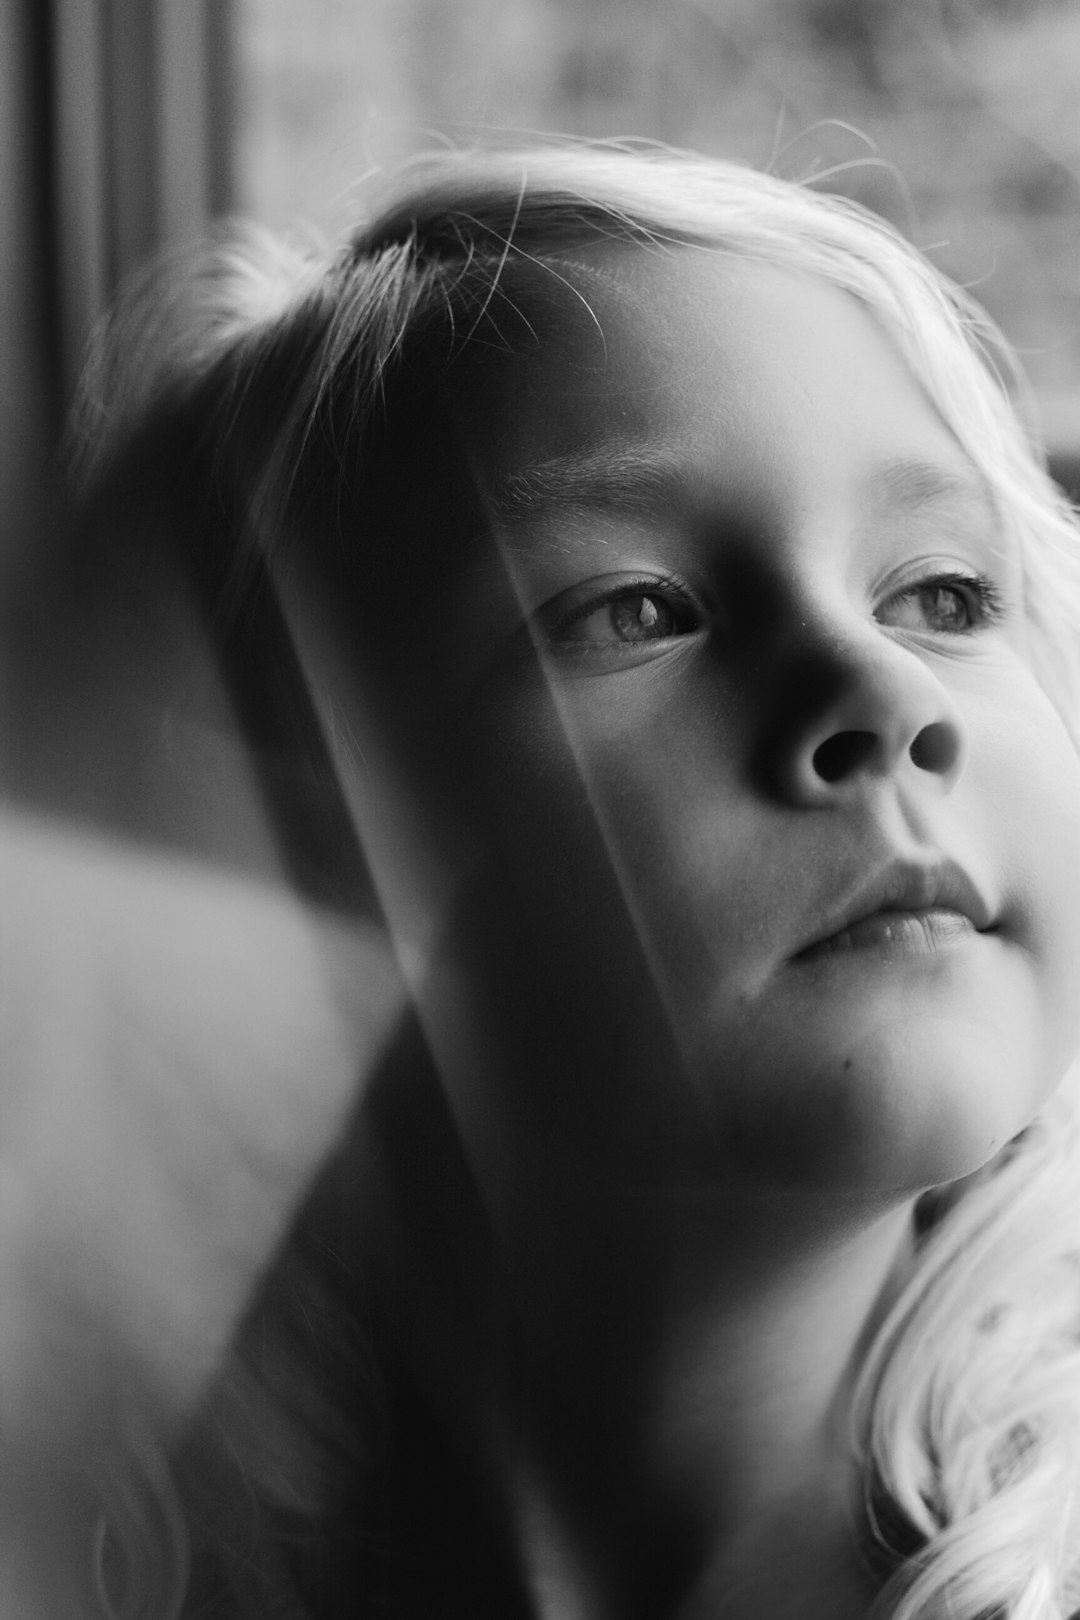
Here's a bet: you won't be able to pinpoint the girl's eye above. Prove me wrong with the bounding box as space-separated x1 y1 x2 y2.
543 581 701 653
876 573 1004 636
572 591 681 644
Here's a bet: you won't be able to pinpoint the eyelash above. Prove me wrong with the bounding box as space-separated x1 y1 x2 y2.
548 573 698 639
540 567 1008 655
876 570 1008 634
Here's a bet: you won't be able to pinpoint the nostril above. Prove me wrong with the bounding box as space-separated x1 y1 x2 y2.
812 730 876 783
909 721 954 774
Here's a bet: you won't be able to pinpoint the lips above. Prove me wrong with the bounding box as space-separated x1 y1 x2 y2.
793 860 997 963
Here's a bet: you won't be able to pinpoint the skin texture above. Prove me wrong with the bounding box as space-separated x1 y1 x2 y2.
343 247 1080 1618
434 247 1080 1200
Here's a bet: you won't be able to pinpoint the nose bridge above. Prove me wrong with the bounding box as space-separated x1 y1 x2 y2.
754 599 967 805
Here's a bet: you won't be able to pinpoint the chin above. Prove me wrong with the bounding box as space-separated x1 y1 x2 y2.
711 1013 1066 1199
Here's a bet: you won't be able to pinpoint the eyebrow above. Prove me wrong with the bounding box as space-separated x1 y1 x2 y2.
486 446 1002 537
487 445 687 523
864 457 1000 525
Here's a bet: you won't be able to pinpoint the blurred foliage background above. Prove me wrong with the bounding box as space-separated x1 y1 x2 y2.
233 0 1080 452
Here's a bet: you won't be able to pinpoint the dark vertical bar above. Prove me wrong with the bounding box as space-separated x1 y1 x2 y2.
206 0 238 215
101 0 160 287
52 0 110 402
47 0 237 402
158 0 211 239
0 0 61 585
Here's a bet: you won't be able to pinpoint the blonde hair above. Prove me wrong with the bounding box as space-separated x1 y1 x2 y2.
73 142 1080 1619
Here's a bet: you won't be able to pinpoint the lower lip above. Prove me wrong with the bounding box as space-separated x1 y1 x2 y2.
797 909 978 962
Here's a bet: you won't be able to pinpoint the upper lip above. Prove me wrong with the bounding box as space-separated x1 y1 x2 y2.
793 858 997 958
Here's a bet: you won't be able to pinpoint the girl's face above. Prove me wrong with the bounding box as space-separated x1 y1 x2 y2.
420 247 1080 1196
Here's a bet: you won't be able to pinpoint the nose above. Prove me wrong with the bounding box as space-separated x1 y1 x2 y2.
760 622 968 807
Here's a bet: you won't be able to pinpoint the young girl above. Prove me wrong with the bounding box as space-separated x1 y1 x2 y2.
48 142 1080 1619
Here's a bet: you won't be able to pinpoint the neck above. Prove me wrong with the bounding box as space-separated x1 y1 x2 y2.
500 1180 915 1620
359 1061 916 1619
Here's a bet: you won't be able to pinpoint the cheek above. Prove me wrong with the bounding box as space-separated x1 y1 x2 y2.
460 680 730 1162
461 660 1080 1195
496 685 765 1015
467 670 735 953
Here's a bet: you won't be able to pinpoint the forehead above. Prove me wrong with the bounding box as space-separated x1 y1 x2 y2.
446 244 994 543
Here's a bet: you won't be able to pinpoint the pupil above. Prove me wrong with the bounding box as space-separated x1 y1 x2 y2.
931 587 963 627
611 593 669 640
